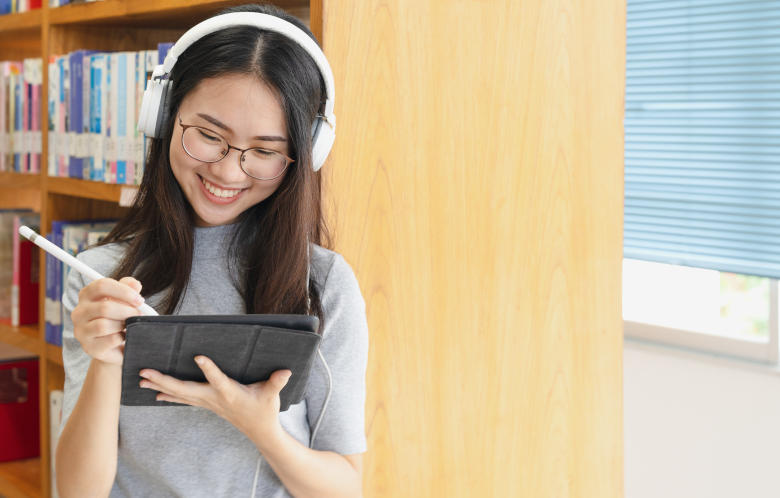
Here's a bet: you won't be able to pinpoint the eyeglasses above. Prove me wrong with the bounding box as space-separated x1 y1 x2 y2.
177 113 295 181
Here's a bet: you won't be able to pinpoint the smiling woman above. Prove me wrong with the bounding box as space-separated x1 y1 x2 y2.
170 74 292 226
53 4 368 498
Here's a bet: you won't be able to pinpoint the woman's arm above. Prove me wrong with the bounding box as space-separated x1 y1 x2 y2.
56 360 122 498
254 426 363 498
56 276 145 498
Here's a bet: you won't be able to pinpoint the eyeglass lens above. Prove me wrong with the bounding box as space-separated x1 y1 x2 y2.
182 126 288 180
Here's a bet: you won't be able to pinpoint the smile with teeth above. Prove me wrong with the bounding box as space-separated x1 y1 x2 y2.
200 176 246 198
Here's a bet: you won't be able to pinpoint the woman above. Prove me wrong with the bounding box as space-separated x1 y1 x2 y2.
55 4 368 498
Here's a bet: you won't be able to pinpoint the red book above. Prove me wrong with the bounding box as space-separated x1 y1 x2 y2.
29 0 41 10
0 342 39 462
11 214 39 326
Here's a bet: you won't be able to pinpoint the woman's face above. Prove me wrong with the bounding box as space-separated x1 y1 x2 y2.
170 74 291 227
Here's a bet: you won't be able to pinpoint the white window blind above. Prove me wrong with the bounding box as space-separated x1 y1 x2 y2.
625 0 780 278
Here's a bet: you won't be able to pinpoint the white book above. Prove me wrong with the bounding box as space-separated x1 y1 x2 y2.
108 53 119 184
100 54 109 183
49 389 64 498
124 52 136 185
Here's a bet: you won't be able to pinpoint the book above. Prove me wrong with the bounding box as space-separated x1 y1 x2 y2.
48 55 58 176
116 52 126 184
44 232 54 343
157 43 174 65
58 56 69 177
69 50 98 178
49 389 63 498
0 210 31 322
124 52 136 185
89 53 106 181
11 213 39 326
48 221 116 345
82 51 91 179
0 342 39 463
108 52 118 183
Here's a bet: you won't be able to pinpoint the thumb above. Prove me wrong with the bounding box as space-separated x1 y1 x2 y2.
271 370 292 391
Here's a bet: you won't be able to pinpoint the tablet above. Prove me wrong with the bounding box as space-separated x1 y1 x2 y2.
121 314 321 411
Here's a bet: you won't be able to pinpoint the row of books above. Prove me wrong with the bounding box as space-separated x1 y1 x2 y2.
0 0 41 14
0 210 39 328
44 220 115 346
0 59 43 173
47 42 173 184
50 0 105 7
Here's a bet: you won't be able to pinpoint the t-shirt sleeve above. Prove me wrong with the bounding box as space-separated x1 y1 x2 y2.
59 254 98 435
305 254 369 455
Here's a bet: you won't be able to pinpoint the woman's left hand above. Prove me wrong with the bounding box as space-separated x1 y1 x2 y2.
138 356 291 442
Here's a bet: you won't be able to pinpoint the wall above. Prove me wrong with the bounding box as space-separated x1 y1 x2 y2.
625 341 780 498
318 0 626 496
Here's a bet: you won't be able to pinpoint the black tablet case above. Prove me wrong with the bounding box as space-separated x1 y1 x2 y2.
121 315 321 411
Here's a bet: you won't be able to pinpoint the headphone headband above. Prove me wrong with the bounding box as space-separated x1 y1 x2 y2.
137 11 336 171
163 12 335 119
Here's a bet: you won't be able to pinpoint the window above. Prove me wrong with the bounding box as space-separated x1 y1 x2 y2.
624 1 780 362
623 259 778 362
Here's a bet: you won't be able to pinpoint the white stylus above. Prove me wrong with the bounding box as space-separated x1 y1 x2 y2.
19 225 159 316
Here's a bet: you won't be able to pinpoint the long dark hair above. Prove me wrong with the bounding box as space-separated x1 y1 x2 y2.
100 4 333 332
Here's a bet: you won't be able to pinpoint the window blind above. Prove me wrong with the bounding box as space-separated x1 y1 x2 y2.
625 0 780 278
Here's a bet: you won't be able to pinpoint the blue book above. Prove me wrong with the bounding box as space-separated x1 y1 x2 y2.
89 54 105 181
116 52 126 184
53 226 64 346
44 232 55 345
0 0 11 14
68 50 98 179
157 43 174 65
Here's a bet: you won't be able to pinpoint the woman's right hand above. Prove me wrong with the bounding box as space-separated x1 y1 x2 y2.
70 277 146 366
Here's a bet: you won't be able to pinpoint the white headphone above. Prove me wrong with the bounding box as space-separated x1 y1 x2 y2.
137 12 337 172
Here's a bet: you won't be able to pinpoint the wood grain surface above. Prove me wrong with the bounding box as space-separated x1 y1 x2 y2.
321 0 625 496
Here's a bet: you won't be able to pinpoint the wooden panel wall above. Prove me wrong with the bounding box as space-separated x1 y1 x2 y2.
320 0 625 496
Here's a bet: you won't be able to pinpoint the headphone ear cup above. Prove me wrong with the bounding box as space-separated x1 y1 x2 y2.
311 119 335 172
154 79 174 138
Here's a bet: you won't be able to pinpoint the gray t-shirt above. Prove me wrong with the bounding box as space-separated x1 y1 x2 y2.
60 224 369 498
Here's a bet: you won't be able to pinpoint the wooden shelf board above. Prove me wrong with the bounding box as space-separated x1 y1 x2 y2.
0 172 40 190
0 458 41 498
47 344 63 366
0 10 42 34
49 0 307 27
0 323 41 356
47 176 125 202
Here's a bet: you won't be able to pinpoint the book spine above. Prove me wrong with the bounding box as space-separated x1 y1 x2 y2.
68 51 80 178
109 53 118 184
82 52 91 179
48 56 57 177
53 227 63 346
95 54 105 182
44 232 54 344
58 57 66 177
157 43 174 65
134 51 144 185
13 70 20 172
116 52 126 184
125 52 135 185
22 61 29 173
49 390 63 498
11 215 20 326
100 54 108 183
31 60 40 174
0 62 6 172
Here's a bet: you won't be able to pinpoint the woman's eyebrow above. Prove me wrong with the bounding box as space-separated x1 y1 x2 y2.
196 113 287 142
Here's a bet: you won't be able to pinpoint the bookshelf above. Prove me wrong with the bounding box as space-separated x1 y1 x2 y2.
0 1 311 497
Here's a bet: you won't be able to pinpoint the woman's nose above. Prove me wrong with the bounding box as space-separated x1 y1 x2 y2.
208 148 247 183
